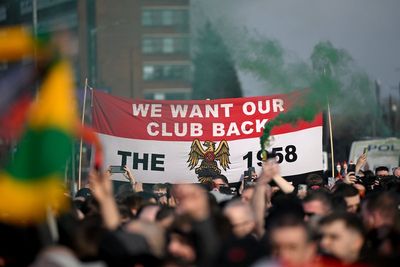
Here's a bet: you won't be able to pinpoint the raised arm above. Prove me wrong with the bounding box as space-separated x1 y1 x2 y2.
123 165 143 192
355 153 367 175
173 184 220 267
259 159 294 194
251 172 271 238
89 169 120 230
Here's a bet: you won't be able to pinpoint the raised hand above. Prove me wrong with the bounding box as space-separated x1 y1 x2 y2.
355 153 367 174
123 165 136 183
259 159 279 184
89 168 120 229
344 171 357 185
89 168 113 201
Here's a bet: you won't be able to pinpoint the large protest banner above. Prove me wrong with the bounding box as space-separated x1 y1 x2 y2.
92 90 323 183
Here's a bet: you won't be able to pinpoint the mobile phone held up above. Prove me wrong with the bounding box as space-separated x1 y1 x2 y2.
347 164 356 174
109 165 125 173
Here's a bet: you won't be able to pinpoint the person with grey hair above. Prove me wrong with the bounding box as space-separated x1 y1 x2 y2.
223 199 257 238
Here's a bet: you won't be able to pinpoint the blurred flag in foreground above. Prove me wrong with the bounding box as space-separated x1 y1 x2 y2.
0 62 38 139
0 27 45 139
0 60 76 224
0 26 103 224
0 27 36 61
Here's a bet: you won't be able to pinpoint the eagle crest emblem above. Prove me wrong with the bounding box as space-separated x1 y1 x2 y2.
187 139 231 182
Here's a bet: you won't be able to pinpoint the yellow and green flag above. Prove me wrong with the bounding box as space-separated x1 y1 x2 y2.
0 60 77 224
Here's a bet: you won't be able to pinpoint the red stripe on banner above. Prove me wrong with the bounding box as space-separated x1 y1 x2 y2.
92 90 323 142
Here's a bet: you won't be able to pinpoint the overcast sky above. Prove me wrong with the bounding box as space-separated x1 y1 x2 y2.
192 0 400 97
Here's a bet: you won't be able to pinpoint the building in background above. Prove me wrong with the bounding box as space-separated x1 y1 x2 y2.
0 0 80 80
80 0 192 100
0 0 192 100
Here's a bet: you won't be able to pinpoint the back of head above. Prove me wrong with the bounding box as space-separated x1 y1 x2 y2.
365 191 400 225
136 191 157 203
156 206 175 221
75 187 92 200
333 183 359 198
124 193 145 209
331 195 348 213
303 190 333 209
362 170 375 178
58 214 105 260
115 183 135 201
199 179 213 191
122 193 147 217
125 220 166 258
268 193 305 225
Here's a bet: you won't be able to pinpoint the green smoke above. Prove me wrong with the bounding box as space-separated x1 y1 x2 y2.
253 40 345 152
260 74 339 153
233 36 389 155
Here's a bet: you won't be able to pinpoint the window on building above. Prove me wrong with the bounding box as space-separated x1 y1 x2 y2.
141 10 153 26
142 37 189 54
143 65 155 80
141 9 189 28
162 38 174 53
20 0 32 15
161 10 173 26
142 38 154 53
144 91 191 100
142 64 191 82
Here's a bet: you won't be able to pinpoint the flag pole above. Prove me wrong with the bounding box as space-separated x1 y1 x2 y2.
327 102 335 178
78 78 88 190
89 85 94 108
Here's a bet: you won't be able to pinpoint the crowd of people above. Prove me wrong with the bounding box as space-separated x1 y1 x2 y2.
1 153 400 267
